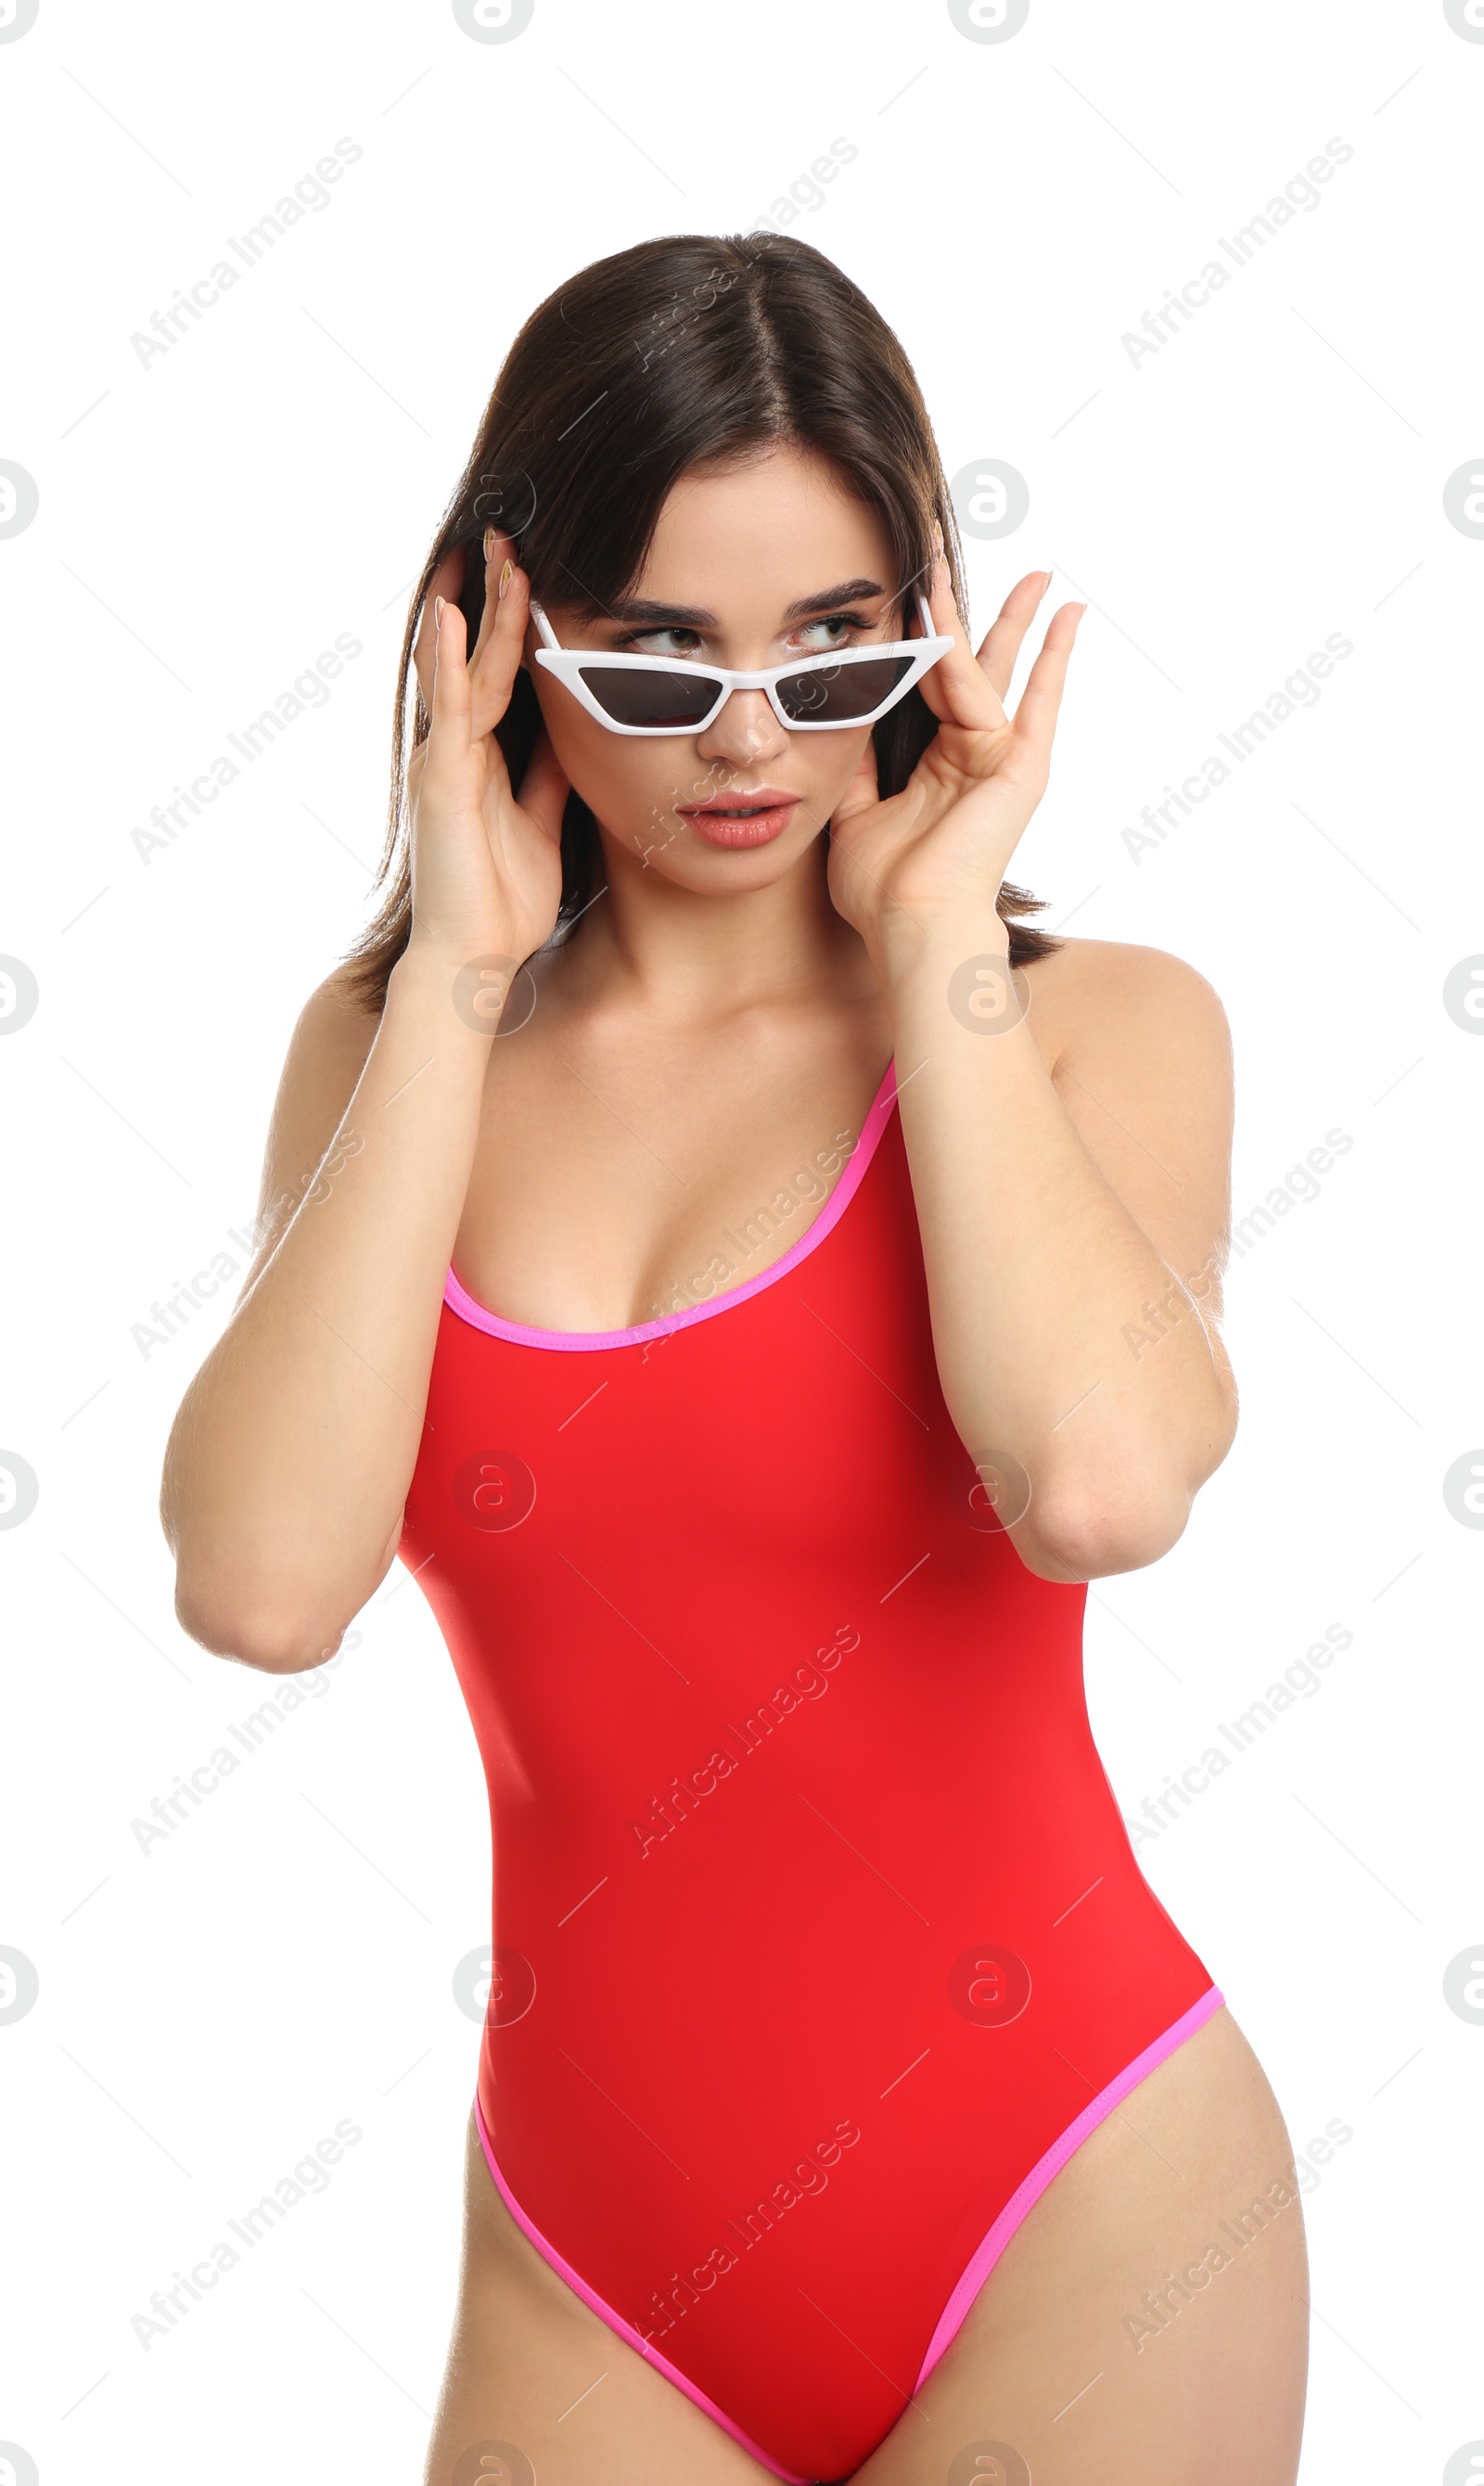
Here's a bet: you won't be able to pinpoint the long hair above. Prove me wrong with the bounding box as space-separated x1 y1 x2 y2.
341 231 1062 1011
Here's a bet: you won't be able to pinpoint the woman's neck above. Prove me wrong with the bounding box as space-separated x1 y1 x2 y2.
553 825 876 1027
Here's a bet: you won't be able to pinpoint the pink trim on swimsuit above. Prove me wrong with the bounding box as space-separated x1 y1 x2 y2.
915 1982 1227 2384
472 2093 813 2485
472 1986 1223 2473
443 1059 900 1353
421 1045 1229 2478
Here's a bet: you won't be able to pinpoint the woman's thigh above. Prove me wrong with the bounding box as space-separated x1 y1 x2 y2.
849 2005 1311 2486
420 2111 777 2486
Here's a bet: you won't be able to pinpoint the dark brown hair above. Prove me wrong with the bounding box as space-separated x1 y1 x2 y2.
341 231 1062 1012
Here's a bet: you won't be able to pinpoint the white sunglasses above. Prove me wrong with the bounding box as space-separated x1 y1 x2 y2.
529 591 953 735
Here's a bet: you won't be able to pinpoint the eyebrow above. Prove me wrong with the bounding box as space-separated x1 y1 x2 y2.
602 578 889 631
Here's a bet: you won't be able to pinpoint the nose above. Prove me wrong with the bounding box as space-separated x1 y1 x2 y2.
695 686 790 771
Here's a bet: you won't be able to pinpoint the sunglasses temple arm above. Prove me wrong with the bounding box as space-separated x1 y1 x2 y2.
528 601 559 651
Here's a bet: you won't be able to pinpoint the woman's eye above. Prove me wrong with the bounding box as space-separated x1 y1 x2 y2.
630 626 703 657
620 610 876 658
791 614 867 653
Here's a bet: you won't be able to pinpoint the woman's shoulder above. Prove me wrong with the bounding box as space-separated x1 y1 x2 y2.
275 960 384 1113
293 955 385 1046
1020 933 1231 1080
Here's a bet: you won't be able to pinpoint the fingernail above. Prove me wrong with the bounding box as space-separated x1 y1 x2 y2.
932 519 944 556
435 595 445 626
498 560 513 602
483 526 497 561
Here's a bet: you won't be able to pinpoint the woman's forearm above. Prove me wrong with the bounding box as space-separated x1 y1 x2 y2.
882 905 1235 1581
161 944 495 1666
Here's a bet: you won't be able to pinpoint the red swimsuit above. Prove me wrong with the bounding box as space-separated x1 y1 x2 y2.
399 1063 1222 2484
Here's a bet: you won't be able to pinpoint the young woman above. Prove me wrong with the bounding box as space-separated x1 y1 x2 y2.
160 236 1310 2485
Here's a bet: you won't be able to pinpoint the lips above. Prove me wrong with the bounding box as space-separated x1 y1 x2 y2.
676 788 801 849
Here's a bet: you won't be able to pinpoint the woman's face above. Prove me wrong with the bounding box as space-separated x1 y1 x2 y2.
524 445 905 893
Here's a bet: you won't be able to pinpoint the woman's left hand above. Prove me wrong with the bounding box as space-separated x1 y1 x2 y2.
826 546 1084 969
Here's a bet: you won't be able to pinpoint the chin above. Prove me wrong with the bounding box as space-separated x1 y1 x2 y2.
620 814 823 891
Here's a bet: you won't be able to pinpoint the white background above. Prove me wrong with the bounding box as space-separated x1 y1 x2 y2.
2 0 1481 2479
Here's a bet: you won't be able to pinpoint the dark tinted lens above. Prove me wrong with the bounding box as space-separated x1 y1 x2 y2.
775 655 913 724
577 664 720 728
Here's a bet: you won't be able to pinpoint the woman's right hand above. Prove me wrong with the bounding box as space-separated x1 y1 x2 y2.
405 528 569 972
